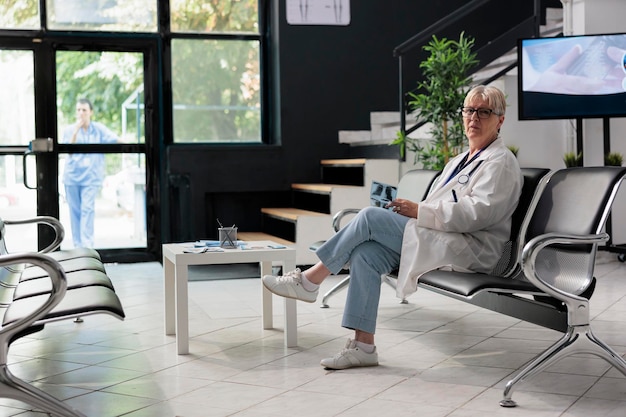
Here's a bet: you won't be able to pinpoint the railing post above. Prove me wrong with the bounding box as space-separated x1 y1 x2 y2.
533 0 541 37
398 55 406 161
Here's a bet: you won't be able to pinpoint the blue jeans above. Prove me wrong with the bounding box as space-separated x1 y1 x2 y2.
315 206 411 334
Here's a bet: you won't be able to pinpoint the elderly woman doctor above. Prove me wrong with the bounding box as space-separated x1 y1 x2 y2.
263 85 523 370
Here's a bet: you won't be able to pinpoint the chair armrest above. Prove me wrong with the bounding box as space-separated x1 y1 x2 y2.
521 231 608 324
332 208 362 233
0 253 66 357
4 216 64 253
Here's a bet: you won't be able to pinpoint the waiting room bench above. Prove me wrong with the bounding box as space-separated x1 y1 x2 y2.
314 166 626 408
416 166 626 407
0 216 125 417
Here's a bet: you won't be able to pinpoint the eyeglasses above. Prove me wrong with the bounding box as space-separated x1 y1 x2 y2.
460 107 499 119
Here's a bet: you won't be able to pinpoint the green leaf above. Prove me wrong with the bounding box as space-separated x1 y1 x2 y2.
393 32 478 166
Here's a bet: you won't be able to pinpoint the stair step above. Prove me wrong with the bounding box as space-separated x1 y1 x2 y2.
258 158 399 266
338 130 378 145
320 158 366 167
291 183 357 194
261 207 327 222
237 232 293 246
370 112 401 125
319 158 366 186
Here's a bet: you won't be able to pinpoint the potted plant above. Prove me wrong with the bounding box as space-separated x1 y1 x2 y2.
605 152 623 166
563 152 583 167
391 32 478 170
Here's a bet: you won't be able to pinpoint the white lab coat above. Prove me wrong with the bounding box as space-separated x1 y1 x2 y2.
396 138 523 299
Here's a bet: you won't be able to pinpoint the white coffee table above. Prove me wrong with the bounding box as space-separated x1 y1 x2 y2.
163 240 297 354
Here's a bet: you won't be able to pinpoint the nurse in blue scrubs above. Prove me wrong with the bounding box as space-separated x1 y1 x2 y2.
62 98 118 248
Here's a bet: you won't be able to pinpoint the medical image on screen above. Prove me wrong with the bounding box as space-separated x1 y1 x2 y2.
522 35 626 95
519 33 626 120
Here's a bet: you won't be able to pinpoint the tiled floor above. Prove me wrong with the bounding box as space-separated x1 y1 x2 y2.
2 254 626 416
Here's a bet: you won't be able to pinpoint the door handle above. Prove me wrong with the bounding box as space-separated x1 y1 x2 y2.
23 138 54 190
29 138 53 152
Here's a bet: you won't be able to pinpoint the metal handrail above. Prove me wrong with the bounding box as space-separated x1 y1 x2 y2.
394 0 544 158
393 0 492 58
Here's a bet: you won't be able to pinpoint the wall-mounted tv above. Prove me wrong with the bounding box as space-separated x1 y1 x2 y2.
518 33 626 120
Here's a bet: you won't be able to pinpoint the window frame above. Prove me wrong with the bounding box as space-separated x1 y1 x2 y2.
162 1 266 145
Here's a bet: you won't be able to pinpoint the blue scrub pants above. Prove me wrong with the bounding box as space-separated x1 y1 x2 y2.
315 206 411 334
65 184 99 248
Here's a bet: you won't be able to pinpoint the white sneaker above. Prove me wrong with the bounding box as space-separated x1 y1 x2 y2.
320 338 379 370
262 268 318 303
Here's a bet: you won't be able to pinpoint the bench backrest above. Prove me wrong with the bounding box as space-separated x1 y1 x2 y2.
519 166 626 295
490 168 551 277
396 169 441 201
396 168 551 279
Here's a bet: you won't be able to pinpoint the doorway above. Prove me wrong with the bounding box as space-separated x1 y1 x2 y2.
0 37 160 262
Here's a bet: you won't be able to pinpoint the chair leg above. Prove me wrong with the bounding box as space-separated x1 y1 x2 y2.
500 324 626 407
320 275 350 308
381 275 407 304
582 326 626 376
0 364 88 416
500 327 578 407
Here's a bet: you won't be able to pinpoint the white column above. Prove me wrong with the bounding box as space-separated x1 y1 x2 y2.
572 0 626 245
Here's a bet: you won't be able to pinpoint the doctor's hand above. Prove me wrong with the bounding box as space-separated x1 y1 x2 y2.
387 199 418 218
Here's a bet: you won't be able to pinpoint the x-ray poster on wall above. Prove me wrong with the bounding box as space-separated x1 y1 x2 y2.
286 0 350 26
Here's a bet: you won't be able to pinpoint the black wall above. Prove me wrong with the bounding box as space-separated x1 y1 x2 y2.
165 0 539 242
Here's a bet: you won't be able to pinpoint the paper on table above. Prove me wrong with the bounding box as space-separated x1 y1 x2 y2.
195 240 245 247
183 247 224 253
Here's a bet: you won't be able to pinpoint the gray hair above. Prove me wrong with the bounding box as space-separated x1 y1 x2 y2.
464 85 506 116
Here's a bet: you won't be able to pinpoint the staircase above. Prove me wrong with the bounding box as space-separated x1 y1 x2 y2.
240 9 564 267
240 158 399 265
337 7 564 148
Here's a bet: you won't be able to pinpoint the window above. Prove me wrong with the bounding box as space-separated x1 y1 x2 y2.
0 50 35 145
56 50 145 144
0 1 39 30
0 49 37 251
170 0 258 34
170 0 261 143
46 0 157 32
171 39 260 143
2 1 263 143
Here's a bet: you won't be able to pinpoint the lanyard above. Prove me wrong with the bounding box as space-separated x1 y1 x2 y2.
444 149 484 185
443 138 496 185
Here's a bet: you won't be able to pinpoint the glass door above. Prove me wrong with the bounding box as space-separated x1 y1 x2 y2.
55 49 148 252
0 38 158 262
0 2 161 261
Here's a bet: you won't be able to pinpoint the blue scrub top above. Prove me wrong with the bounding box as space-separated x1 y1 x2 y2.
62 121 118 186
